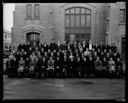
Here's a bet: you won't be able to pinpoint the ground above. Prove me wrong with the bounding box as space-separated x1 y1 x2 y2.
3 78 125 100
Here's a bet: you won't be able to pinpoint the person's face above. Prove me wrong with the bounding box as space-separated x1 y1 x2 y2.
97 57 99 60
27 42 29 45
43 57 45 60
29 47 32 50
57 57 59 60
117 58 120 61
103 58 106 61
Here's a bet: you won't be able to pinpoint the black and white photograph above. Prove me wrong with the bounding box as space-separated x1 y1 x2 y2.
3 2 125 100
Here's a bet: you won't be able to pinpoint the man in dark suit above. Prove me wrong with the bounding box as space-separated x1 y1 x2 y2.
54 56 62 78
49 39 57 51
43 41 49 52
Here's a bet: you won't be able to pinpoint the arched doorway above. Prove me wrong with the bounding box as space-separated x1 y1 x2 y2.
26 32 40 45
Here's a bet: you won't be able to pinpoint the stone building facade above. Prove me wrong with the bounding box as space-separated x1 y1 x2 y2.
3 29 12 49
12 3 126 60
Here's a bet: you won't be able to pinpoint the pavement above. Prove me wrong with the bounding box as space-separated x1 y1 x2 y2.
3 78 125 100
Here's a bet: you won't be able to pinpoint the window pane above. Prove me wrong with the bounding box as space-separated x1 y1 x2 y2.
81 8 85 14
70 15 75 27
107 20 109 32
81 15 85 27
81 34 85 38
34 4 39 17
108 6 111 18
65 15 69 27
65 9 70 14
120 9 125 23
76 8 80 14
76 34 80 39
76 15 80 27
86 15 91 27
86 9 91 14
27 4 32 17
70 8 75 14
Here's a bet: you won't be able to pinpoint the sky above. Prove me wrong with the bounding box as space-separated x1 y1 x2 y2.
3 3 15 31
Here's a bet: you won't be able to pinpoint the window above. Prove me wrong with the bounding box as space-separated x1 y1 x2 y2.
65 15 70 28
107 6 111 18
107 20 109 32
34 4 40 18
86 15 91 27
81 34 85 38
81 15 85 27
65 7 91 42
120 9 125 23
26 4 32 18
76 15 80 27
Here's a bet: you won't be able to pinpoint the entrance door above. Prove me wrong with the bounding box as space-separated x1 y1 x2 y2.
26 32 40 45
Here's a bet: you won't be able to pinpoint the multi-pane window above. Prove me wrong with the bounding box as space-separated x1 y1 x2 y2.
26 4 32 18
34 4 39 18
120 9 125 23
65 7 91 28
65 7 91 42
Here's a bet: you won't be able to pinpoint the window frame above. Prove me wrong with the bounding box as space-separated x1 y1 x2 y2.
120 9 126 24
34 4 40 18
65 7 91 42
26 4 32 18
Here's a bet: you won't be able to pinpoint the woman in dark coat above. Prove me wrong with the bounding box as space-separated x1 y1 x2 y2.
88 56 95 78
41 56 47 78
54 56 62 78
75 56 82 78
115 57 123 78
47 57 55 78
81 57 89 78
62 55 69 78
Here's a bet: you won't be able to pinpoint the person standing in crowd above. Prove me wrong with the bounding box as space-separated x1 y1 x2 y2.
41 56 47 78
17 41 25 51
35 52 42 78
115 57 123 78
56 40 61 52
81 57 89 78
12 57 18 77
24 57 30 77
49 39 57 51
102 57 109 78
75 55 82 78
62 54 69 78
69 54 75 78
88 56 95 78
94 56 103 78
29 53 37 78
43 41 49 52
54 56 62 78
18 57 25 78
6 56 13 78
108 57 116 78
47 57 55 78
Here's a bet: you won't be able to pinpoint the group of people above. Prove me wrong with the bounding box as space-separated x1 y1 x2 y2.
4 40 124 79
